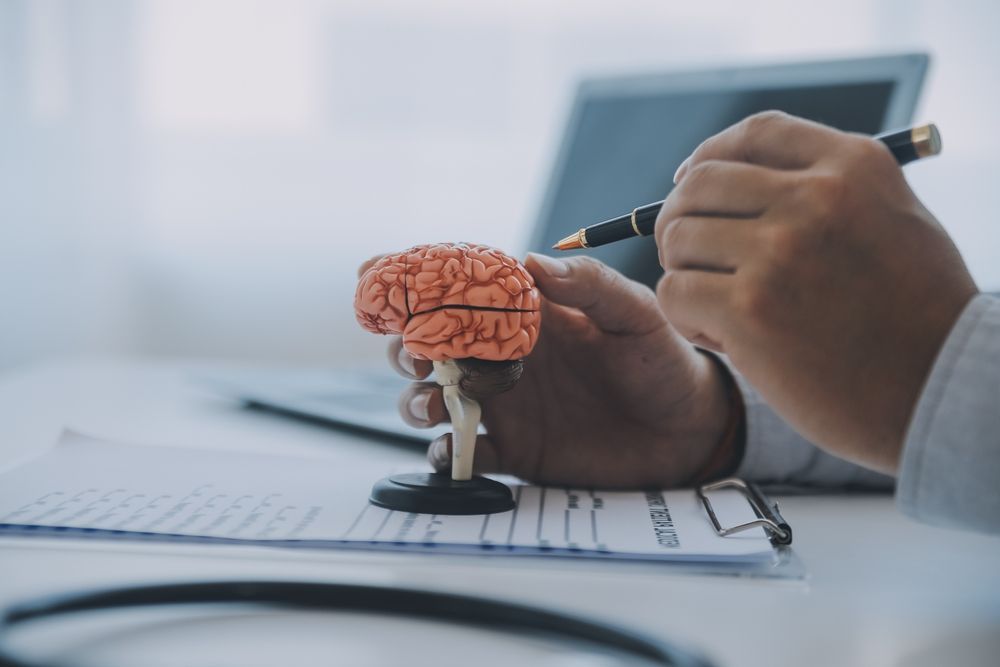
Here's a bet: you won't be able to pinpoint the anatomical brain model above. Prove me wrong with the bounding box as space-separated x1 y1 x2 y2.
355 243 541 481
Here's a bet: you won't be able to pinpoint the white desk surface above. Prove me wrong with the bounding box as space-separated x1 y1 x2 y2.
1 359 998 667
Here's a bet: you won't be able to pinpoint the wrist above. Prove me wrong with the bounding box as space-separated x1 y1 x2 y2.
688 349 746 484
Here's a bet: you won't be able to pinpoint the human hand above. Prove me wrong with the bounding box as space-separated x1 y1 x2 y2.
367 253 735 488
657 111 978 473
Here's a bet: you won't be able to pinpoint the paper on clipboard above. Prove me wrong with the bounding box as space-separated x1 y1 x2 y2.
0 432 775 564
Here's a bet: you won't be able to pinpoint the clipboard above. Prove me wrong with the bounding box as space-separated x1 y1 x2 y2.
678 477 804 580
697 477 793 546
0 431 807 580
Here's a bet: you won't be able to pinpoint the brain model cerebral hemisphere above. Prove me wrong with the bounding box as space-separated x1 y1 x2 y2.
354 242 540 361
355 243 542 481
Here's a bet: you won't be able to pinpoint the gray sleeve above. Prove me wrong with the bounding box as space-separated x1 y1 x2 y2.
729 366 894 490
896 294 1000 534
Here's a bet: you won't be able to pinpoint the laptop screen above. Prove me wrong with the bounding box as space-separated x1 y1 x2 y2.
530 56 926 288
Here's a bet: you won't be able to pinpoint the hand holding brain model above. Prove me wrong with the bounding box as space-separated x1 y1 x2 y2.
355 243 541 480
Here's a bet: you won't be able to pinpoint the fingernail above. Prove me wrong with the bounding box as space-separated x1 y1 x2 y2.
673 157 690 184
527 252 569 278
408 392 431 422
397 346 416 377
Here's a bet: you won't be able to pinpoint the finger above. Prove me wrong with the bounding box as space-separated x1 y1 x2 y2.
657 216 763 272
398 382 449 428
661 160 789 220
357 254 386 279
674 111 845 181
655 270 733 347
525 252 665 336
387 336 433 380
427 433 502 476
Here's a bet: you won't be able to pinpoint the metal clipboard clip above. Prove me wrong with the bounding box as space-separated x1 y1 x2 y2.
697 477 793 546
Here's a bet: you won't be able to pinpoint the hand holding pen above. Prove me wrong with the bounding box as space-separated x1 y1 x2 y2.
616 111 975 475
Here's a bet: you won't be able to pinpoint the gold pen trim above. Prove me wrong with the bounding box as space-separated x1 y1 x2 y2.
912 123 941 159
630 208 643 236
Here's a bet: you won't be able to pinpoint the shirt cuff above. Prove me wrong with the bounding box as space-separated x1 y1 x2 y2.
896 294 1000 533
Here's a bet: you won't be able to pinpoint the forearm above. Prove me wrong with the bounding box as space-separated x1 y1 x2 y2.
726 362 894 490
720 294 1000 536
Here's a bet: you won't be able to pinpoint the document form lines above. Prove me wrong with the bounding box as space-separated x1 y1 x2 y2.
505 485 523 545
589 489 606 550
341 503 370 540
478 513 491 543
371 510 394 541
536 487 547 545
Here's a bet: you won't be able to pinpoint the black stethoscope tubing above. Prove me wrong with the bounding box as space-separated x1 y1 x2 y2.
0 580 714 667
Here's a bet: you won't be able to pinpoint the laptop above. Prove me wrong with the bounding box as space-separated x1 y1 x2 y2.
200 53 929 443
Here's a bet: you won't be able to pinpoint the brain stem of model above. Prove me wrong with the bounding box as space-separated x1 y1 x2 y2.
355 243 541 481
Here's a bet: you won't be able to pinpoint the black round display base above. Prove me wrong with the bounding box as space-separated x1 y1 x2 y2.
369 472 515 515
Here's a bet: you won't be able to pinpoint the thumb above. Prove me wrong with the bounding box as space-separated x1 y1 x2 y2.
525 253 664 335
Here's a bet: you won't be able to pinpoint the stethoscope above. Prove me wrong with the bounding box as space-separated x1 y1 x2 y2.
0 580 714 667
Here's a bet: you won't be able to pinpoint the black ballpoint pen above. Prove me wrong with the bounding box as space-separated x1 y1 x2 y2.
553 123 941 251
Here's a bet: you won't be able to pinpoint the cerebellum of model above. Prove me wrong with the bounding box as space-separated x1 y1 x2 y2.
355 243 540 481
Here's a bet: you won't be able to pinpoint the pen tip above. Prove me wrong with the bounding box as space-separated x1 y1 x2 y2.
553 232 585 251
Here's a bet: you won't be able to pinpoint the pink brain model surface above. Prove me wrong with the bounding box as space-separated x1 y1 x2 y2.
355 243 541 361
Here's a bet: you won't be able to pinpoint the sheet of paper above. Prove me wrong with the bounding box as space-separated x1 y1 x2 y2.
0 432 772 563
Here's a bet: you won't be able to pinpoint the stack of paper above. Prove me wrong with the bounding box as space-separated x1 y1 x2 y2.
0 432 774 564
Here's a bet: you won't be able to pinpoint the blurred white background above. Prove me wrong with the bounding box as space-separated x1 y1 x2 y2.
2 0 998 371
